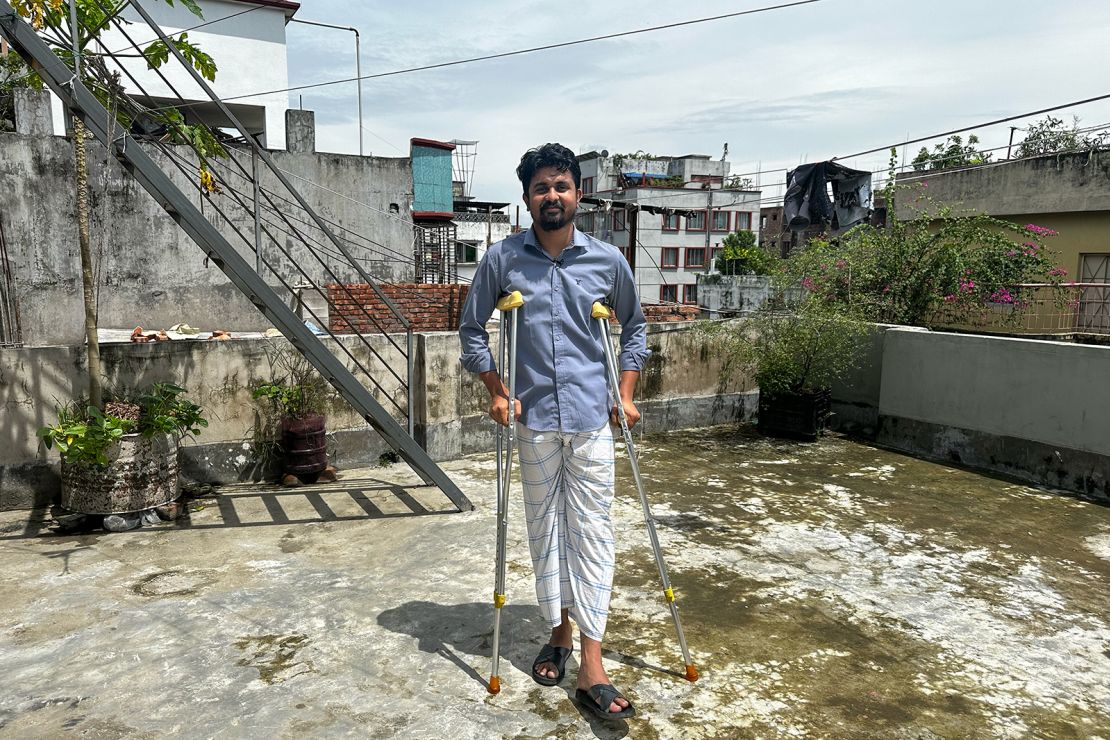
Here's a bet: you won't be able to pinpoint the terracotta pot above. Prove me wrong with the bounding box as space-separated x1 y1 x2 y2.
60 433 179 514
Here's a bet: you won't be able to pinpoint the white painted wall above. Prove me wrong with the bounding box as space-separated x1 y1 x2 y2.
52 0 291 148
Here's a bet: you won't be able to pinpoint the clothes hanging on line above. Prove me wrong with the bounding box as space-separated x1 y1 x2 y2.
783 161 872 231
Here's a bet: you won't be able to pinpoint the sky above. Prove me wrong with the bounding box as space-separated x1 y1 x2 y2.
280 0 1110 222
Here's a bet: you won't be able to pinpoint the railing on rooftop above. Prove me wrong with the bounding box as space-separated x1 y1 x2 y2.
930 283 1110 337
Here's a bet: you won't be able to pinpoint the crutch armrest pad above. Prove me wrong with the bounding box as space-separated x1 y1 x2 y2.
591 302 612 320
497 291 524 311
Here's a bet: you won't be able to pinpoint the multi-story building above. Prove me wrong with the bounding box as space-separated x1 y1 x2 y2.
574 150 760 305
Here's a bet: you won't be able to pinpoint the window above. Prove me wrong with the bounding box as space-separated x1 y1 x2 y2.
662 212 680 231
581 176 594 195
735 211 752 231
455 240 479 264
686 210 706 231
683 284 698 305
661 247 679 268
761 215 767 230
685 247 706 268
575 211 594 233
711 210 730 232
611 208 626 231
660 284 678 303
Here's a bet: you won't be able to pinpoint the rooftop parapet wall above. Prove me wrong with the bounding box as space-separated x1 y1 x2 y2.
895 150 1110 218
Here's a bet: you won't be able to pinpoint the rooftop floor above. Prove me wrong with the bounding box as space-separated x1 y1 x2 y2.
1 427 1107 738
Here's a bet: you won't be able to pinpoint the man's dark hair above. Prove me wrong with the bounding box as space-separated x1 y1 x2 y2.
516 143 581 195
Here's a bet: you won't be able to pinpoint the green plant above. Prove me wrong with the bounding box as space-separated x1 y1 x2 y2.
1015 115 1110 158
252 382 318 417
911 134 992 171
715 230 779 275
39 383 206 467
137 382 208 439
706 296 866 396
38 404 134 466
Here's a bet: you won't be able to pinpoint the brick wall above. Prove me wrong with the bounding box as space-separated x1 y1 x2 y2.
327 283 470 334
327 283 696 334
641 304 700 322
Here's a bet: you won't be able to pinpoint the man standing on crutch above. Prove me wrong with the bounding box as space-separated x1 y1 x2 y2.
459 143 648 719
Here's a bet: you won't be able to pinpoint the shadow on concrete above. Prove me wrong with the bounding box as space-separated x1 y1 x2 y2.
0 481 459 541
378 599 666 734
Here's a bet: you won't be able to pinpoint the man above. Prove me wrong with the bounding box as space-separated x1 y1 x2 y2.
459 143 649 719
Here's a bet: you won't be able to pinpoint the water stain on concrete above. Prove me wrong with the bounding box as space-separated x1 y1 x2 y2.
131 569 218 597
234 633 316 685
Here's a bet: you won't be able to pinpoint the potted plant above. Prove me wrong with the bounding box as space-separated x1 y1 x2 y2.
710 296 866 441
38 383 207 524
251 356 335 486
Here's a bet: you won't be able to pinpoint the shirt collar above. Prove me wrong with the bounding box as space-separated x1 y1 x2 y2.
523 225 591 255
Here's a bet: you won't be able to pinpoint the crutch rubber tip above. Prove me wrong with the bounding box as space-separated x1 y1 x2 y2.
685 665 700 682
488 676 501 694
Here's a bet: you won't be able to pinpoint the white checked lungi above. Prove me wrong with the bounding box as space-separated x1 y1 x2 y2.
517 423 616 642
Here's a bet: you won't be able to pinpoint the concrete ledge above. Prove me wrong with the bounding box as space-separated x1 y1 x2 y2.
877 414 1109 502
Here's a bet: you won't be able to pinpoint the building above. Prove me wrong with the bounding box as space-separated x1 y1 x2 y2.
574 151 761 305
52 0 299 148
452 199 511 284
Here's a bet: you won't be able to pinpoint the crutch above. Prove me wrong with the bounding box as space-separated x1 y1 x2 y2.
592 301 700 683
488 290 523 695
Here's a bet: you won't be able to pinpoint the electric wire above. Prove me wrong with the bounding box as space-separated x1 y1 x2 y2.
146 0 825 111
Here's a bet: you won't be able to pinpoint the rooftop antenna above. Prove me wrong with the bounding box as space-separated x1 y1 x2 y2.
450 139 479 200
721 142 728 162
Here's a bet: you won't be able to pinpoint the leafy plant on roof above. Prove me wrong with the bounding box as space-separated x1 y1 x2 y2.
911 134 992 171
1016 115 1110 158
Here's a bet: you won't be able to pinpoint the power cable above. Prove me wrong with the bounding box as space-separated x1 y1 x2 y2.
147 0 824 111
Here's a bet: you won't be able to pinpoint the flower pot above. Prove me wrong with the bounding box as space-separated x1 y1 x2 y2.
281 413 328 477
757 388 832 442
60 433 179 514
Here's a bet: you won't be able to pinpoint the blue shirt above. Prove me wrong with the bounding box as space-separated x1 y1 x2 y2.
459 227 650 433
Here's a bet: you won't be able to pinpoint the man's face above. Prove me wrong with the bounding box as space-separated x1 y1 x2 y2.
525 166 580 232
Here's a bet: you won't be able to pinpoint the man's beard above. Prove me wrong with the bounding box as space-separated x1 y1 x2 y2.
537 202 574 231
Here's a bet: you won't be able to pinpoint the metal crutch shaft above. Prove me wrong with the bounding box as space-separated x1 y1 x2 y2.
591 302 699 682
489 290 524 695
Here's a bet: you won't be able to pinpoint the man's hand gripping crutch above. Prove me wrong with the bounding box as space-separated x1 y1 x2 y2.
591 301 700 684
487 290 523 695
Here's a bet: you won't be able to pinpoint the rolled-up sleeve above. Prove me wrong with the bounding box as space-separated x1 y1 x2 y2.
610 255 651 372
459 246 501 374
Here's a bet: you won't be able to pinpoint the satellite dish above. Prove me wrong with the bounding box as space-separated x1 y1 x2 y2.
601 149 609 158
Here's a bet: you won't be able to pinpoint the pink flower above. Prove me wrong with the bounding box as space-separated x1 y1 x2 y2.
1048 267 1067 277
835 259 847 269
1006 250 1017 257
802 277 816 291
1024 224 1059 237
943 294 956 302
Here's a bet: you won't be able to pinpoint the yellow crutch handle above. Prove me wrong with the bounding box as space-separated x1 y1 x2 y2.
591 301 611 320
497 291 524 312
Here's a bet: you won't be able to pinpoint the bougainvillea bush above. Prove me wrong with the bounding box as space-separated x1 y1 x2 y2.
785 203 1068 328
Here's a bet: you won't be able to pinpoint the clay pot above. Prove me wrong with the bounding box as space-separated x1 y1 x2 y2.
60 433 179 514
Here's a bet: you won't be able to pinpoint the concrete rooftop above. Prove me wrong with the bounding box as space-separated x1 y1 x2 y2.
1 426 1107 738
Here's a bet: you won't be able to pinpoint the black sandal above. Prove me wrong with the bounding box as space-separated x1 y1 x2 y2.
531 644 573 686
575 683 636 720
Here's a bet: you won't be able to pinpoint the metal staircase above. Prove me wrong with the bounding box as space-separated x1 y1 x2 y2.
0 0 471 511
